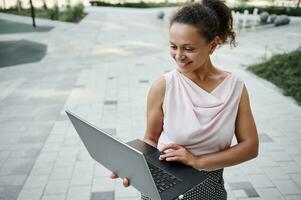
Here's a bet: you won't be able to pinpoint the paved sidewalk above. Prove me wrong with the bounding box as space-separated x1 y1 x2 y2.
0 6 301 200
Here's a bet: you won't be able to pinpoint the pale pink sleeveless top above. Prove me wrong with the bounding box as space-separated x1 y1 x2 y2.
157 68 244 156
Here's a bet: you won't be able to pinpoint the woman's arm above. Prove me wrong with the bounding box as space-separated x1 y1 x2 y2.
193 85 259 170
143 76 166 148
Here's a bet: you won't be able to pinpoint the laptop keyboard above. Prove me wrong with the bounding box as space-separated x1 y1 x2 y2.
148 162 182 193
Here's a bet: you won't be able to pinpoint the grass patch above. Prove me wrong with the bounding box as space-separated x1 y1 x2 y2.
0 3 86 23
247 47 301 105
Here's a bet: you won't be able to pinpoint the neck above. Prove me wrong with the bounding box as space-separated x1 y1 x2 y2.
190 57 217 81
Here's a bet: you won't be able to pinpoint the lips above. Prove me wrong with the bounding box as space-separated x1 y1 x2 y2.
177 61 192 68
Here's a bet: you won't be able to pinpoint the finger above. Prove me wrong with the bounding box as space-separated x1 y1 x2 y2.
123 178 130 187
159 151 179 160
165 156 179 161
160 144 180 152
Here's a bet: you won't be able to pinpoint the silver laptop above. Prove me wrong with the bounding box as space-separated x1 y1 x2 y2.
66 110 208 200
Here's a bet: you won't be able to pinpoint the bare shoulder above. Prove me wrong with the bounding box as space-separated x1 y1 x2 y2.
239 84 250 107
148 75 166 104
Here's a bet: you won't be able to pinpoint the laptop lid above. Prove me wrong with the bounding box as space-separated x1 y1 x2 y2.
65 110 161 200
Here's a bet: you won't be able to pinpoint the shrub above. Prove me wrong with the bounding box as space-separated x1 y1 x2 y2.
49 4 59 20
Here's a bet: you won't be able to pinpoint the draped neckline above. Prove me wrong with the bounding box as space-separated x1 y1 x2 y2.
175 69 232 95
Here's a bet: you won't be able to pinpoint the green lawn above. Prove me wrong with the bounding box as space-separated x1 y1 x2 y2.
247 47 301 105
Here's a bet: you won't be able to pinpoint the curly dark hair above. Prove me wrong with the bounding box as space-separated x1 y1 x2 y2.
170 0 236 48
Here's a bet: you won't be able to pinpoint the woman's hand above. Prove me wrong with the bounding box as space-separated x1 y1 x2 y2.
110 172 130 187
158 144 197 168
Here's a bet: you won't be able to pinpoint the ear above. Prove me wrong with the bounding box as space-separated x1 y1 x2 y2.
209 36 221 55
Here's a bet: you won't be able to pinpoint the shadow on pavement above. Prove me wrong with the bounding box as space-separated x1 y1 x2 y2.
0 39 47 68
0 19 53 34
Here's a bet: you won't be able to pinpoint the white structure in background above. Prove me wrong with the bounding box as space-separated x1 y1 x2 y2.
232 8 260 30
252 8 259 27
242 9 249 28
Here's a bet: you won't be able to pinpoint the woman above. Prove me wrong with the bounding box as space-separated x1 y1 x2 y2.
111 0 259 199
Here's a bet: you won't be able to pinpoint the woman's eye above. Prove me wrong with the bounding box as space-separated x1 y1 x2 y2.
170 46 177 49
185 48 194 52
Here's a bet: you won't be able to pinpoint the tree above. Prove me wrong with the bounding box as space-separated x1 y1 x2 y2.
29 0 36 27
42 0 48 10
297 0 300 8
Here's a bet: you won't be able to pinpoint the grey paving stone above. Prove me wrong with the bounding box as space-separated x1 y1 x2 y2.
91 178 114 193
0 122 25 132
76 150 91 161
30 162 54 175
273 179 301 195
54 156 77 168
57 114 69 121
23 175 49 189
104 100 118 105
248 174 275 188
138 80 149 83
259 133 274 142
0 175 27 186
135 63 144 66
257 188 284 200
278 161 301 174
289 173 301 188
36 152 58 163
17 188 44 200
0 158 35 176
18 135 47 144
91 191 114 200
229 181 254 190
70 172 93 186
284 195 301 200
74 84 85 88
245 188 260 198
41 194 66 200
66 185 91 200
73 161 94 173
49 167 73 180
263 167 290 180
44 180 69 195
0 185 22 200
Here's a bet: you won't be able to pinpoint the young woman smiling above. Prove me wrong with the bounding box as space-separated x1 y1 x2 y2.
111 0 259 199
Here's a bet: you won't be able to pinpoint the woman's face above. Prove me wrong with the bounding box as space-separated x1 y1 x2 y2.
169 23 212 73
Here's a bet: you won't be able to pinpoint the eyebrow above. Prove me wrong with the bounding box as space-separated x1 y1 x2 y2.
169 41 195 46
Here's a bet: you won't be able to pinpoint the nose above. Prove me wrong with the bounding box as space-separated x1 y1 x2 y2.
175 50 186 61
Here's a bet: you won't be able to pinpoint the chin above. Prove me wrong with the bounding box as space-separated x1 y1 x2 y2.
176 66 192 73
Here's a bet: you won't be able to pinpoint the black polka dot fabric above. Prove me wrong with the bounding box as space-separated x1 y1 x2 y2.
141 168 227 200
